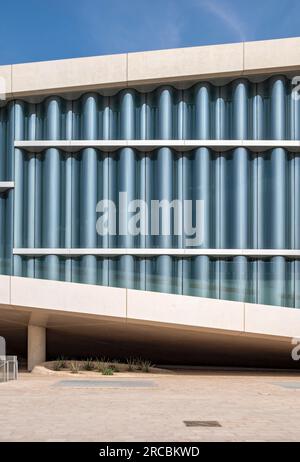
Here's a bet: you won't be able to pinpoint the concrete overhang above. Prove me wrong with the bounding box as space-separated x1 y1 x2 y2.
1 37 300 99
0 275 299 367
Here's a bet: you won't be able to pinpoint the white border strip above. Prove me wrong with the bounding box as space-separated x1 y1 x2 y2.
14 140 300 153
13 248 300 257
0 181 15 192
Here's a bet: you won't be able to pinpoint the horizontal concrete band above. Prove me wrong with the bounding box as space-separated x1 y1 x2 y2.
0 182 14 192
14 140 300 153
0 274 300 339
1 37 300 98
13 248 300 257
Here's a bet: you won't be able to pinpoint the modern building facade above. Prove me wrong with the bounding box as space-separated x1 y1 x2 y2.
0 37 300 369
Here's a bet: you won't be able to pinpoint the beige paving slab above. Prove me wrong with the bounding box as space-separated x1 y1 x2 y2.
0 371 299 441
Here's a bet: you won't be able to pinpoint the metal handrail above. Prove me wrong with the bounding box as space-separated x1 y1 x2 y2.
0 356 18 382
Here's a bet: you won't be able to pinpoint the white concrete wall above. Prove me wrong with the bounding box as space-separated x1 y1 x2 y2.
0 275 300 340
1 37 300 98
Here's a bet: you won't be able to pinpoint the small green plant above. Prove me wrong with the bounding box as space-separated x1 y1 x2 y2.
53 361 62 371
110 360 120 372
70 361 80 374
135 357 143 370
53 357 67 371
140 360 152 373
126 357 136 372
95 357 108 373
108 362 119 372
58 356 67 368
82 358 94 371
102 367 114 375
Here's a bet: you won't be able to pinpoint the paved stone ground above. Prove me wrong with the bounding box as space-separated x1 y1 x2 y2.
0 371 300 442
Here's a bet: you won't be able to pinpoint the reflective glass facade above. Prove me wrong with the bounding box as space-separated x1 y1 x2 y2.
0 76 299 308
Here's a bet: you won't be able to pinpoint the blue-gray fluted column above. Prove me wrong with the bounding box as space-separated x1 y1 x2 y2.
26 104 37 277
214 86 228 139
155 86 174 293
271 76 286 140
195 83 211 140
232 79 250 249
13 101 25 276
0 107 6 181
270 77 288 250
177 89 187 140
44 97 61 280
64 100 73 281
118 89 136 288
80 94 98 284
253 82 265 140
258 257 287 307
194 83 214 249
295 154 300 250
139 94 147 284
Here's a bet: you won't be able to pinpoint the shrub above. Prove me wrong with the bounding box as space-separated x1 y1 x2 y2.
70 361 80 374
82 358 94 371
53 357 67 371
140 360 153 373
126 357 136 372
53 361 63 371
95 357 108 373
58 356 67 368
102 367 114 375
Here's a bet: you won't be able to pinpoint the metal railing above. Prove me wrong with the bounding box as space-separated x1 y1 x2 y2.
0 356 18 382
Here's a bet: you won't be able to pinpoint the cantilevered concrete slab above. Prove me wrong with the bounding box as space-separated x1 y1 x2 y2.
0 275 299 369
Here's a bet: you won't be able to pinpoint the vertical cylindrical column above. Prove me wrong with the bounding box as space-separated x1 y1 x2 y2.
232 79 248 140
44 97 61 280
233 148 249 248
253 82 265 140
13 101 25 276
26 105 37 277
64 100 73 282
258 257 286 307
215 86 227 139
0 107 6 180
177 90 186 140
192 148 213 248
118 90 136 288
0 194 5 273
158 86 173 140
232 80 249 249
192 256 210 297
195 83 211 139
271 76 286 140
295 155 300 250
271 148 287 248
80 94 98 284
120 89 135 140
218 153 227 248
155 87 173 292
27 325 46 371
269 78 287 249
139 93 147 140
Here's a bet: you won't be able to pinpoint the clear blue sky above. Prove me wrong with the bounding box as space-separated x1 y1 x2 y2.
0 0 299 64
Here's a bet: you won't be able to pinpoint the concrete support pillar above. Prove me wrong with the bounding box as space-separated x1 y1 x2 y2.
27 325 46 372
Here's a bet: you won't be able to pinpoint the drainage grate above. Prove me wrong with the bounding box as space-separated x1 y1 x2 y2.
54 379 157 388
184 421 221 427
271 382 300 389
